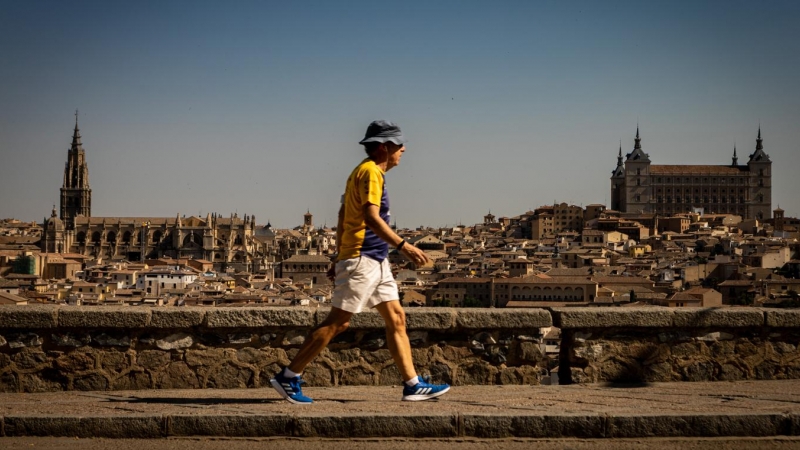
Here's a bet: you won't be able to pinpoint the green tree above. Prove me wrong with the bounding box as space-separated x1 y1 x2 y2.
462 296 483 308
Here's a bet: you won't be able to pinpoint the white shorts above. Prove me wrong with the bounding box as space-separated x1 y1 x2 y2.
331 256 399 313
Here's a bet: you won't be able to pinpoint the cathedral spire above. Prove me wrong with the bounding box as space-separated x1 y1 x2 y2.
72 109 82 147
634 126 641 150
617 141 623 167
732 144 738 166
756 126 763 150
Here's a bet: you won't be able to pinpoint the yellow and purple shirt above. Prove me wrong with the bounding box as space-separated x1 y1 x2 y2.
338 158 391 262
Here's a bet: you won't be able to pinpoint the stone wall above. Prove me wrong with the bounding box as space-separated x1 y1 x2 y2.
0 306 551 393
1 305 799 392
554 307 800 384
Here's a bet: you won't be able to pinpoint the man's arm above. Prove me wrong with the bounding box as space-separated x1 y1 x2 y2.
364 203 430 265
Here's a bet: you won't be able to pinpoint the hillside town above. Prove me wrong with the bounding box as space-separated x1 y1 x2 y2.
2 203 798 310
1 121 797 310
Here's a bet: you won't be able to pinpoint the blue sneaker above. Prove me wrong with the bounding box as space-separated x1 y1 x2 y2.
402 379 450 402
270 368 313 404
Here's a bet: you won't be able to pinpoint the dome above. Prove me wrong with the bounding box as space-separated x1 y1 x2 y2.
46 207 65 231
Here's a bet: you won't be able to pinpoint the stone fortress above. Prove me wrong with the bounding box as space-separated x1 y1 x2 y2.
611 127 772 219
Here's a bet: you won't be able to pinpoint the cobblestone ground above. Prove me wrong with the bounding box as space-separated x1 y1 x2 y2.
2 437 800 450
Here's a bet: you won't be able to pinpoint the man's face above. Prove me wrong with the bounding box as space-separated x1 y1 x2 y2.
386 143 406 170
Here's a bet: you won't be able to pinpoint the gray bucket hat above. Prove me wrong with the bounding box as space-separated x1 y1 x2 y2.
359 120 407 145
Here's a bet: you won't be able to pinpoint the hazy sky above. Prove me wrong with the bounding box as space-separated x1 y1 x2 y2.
1 1 798 229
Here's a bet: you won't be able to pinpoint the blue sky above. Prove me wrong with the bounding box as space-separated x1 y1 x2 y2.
1 0 798 228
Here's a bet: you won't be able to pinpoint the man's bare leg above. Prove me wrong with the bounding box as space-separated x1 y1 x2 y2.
287 306 353 374
375 300 415 381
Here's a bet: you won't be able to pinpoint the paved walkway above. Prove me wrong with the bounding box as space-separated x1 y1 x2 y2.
1 380 799 439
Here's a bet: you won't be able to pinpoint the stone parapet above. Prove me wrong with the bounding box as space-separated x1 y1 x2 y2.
0 305 551 392
552 307 800 384
1 305 799 391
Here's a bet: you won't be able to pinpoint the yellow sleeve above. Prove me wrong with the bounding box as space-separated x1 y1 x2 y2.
359 166 384 207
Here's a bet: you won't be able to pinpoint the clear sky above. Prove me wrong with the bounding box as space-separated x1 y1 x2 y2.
1 0 798 229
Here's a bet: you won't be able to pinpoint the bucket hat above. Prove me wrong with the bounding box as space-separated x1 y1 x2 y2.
359 120 407 145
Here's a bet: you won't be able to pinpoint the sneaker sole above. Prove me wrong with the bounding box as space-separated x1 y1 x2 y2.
269 378 312 405
402 386 450 402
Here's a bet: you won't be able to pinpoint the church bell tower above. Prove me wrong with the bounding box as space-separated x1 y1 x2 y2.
60 110 92 230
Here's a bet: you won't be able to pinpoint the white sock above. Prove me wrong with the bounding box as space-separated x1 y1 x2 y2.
284 367 301 378
404 376 420 386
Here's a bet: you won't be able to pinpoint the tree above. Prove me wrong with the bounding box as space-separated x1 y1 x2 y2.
462 296 483 308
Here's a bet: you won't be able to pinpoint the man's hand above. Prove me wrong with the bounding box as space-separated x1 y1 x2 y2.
401 243 430 266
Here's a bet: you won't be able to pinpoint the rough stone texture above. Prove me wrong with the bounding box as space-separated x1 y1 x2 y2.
463 413 604 438
150 308 206 328
51 332 90 347
553 307 673 328
293 413 457 438
343 311 384 329
58 307 150 328
607 414 788 438
672 308 765 328
169 415 292 437
7 333 43 348
156 333 194 350
205 307 315 328
406 309 456 330
456 308 551 329
564 328 800 384
4 415 164 438
0 306 58 329
1 306 799 391
766 310 800 328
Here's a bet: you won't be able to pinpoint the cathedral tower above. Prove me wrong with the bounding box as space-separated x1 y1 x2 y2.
60 111 92 229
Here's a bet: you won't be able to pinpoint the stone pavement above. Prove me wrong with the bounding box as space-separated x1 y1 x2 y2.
1 380 799 439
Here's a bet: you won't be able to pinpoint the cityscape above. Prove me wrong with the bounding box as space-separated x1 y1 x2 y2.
1 2 800 447
2 116 797 311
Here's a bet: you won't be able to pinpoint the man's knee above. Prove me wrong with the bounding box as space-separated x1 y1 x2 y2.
385 307 407 332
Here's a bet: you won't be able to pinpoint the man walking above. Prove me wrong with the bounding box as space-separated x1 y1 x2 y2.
270 120 450 404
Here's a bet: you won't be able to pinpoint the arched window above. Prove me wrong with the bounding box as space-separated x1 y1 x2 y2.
92 231 101 244
122 231 132 244
152 231 162 244
77 232 86 244
107 231 116 244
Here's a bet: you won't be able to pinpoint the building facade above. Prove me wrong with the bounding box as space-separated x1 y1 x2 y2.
611 127 772 220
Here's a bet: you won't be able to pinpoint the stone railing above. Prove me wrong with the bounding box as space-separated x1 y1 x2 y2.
0 306 798 392
554 307 800 384
0 306 550 392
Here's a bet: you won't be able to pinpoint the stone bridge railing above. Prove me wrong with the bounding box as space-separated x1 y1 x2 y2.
0 305 798 392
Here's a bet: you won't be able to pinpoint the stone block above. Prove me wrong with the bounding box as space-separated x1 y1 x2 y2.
58 307 150 328
205 307 314 328
154 362 199 389
406 309 455 330
607 413 786 438
790 413 800 436
155 333 194 350
456 308 551 329
150 308 205 328
4 415 163 438
168 414 292 437
0 306 58 329
293 413 457 438
672 308 764 328
463 414 603 438
552 307 673 329
765 310 800 328
346 311 384 329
